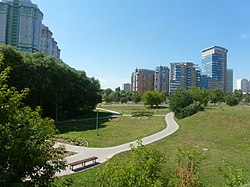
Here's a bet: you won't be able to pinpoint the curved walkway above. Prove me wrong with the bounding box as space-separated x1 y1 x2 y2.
56 112 179 176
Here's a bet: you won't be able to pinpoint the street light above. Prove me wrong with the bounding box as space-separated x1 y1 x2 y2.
96 109 99 136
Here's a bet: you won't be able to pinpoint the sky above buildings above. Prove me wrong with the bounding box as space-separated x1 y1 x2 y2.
32 0 250 90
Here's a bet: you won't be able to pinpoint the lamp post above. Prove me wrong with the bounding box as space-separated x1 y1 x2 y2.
96 109 99 136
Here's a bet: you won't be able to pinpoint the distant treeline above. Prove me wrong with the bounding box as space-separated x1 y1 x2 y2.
0 45 102 120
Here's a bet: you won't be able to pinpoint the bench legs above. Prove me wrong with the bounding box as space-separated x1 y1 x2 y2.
69 159 98 170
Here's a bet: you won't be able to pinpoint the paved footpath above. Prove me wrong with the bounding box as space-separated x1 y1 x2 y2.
56 112 179 176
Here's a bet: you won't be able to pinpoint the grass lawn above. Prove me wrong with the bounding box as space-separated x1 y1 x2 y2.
98 103 169 115
55 105 250 186
56 105 169 147
57 116 166 147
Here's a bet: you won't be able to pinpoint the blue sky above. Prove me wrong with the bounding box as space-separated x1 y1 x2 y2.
32 0 250 90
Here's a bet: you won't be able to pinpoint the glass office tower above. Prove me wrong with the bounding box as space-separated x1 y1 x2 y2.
201 46 228 92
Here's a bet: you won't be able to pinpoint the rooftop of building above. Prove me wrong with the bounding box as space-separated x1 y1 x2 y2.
202 46 228 53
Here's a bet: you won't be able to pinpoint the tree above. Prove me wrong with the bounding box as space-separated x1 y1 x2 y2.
97 140 169 187
225 94 239 106
160 91 168 103
244 93 250 103
143 90 162 107
169 89 203 119
209 88 224 104
0 55 66 186
0 46 102 120
189 87 209 107
233 89 243 103
169 89 194 113
115 87 121 92
131 92 142 103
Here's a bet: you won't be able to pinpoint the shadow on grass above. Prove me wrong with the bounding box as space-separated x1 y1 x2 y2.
56 118 110 134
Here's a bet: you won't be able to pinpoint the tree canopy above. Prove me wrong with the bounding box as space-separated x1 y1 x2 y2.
143 90 163 107
0 54 66 186
0 45 102 120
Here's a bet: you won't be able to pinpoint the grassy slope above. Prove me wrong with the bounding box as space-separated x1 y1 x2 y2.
55 105 250 186
152 105 250 186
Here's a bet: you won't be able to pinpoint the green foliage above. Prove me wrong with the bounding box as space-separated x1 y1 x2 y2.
97 140 169 187
143 90 162 107
102 88 142 104
169 89 194 112
175 101 204 119
0 45 102 120
209 88 224 104
233 89 243 103
169 89 203 119
189 87 209 107
244 93 250 103
0 55 66 186
219 164 248 187
131 92 142 103
225 94 239 106
56 135 88 147
175 146 205 187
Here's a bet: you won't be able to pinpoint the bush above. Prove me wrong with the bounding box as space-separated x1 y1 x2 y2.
175 102 204 119
225 94 239 106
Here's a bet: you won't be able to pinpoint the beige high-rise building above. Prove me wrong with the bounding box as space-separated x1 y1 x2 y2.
154 65 169 93
0 0 43 53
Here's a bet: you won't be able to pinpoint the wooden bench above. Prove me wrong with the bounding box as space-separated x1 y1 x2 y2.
68 156 98 170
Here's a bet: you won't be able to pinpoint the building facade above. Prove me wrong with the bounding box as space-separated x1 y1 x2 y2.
0 0 60 58
227 69 233 93
201 46 228 92
0 0 43 53
40 24 60 58
154 65 169 93
236 78 249 94
169 62 197 93
122 83 131 91
131 68 155 93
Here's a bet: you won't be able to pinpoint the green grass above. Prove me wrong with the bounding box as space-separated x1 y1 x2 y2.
56 117 167 147
56 105 169 147
152 104 250 186
98 103 169 115
55 105 250 186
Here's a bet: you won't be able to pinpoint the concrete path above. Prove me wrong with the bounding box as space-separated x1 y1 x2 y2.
56 112 179 176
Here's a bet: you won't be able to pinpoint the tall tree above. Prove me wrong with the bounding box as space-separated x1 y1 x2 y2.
0 54 66 186
143 90 162 107
0 46 102 120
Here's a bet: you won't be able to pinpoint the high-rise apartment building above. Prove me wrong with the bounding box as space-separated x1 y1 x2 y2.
0 0 43 53
122 83 131 91
227 69 233 93
154 66 169 93
0 0 60 58
201 46 228 92
131 68 155 93
41 24 60 58
236 78 249 94
169 62 197 93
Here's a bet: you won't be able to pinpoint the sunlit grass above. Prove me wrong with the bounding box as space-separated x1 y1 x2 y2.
55 105 250 186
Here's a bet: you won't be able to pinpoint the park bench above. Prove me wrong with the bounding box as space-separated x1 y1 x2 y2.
68 156 98 170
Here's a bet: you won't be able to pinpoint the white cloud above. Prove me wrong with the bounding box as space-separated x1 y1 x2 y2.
240 33 250 39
